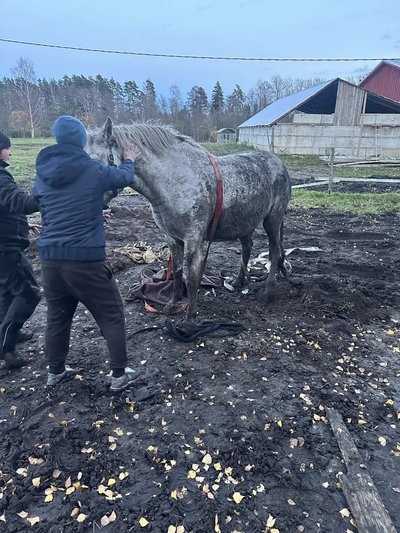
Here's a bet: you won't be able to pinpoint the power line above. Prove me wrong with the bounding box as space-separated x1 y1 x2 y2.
1 38 398 62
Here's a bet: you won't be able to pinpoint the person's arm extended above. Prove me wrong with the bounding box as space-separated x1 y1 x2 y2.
99 146 141 191
0 174 39 214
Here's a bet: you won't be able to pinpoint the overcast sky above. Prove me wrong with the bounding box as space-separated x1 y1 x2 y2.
1 0 399 98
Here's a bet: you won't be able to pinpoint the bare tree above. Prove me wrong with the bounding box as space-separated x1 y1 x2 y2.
269 75 289 101
11 57 43 138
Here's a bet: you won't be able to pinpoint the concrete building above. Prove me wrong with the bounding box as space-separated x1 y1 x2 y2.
238 78 400 159
360 60 400 103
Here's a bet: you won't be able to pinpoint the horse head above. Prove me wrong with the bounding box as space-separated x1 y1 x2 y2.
87 117 122 167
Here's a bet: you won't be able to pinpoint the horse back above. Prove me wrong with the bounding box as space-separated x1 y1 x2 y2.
211 151 291 240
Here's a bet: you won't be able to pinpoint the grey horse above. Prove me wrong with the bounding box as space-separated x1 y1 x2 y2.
87 119 291 322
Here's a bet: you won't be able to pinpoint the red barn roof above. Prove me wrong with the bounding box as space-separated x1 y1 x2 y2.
360 60 400 102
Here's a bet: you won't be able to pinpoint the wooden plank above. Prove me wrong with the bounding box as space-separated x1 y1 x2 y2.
327 408 397 533
341 472 397 533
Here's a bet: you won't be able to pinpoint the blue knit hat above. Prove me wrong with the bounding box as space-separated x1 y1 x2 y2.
52 115 87 148
0 132 11 151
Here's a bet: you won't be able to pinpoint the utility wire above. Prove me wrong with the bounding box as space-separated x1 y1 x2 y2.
1 38 399 62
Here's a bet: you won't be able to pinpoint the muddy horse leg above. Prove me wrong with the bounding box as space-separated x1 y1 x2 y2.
277 221 288 277
232 235 253 289
163 238 185 315
184 239 206 323
263 215 285 299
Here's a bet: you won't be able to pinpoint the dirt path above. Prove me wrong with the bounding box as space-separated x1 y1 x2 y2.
0 193 399 533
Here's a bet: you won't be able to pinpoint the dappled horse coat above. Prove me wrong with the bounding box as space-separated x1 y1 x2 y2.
87 119 291 322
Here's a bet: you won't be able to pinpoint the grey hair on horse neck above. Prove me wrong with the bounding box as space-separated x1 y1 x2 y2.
88 119 202 161
113 123 201 157
87 118 292 323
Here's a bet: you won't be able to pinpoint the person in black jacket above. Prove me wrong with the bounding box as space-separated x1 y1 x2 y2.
34 116 143 391
0 132 41 369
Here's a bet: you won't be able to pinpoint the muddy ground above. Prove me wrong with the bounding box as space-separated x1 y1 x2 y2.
0 180 399 533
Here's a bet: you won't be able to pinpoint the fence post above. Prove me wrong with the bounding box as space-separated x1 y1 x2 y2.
328 147 335 193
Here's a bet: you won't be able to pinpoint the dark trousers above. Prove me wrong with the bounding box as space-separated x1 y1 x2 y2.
41 260 128 374
0 251 41 355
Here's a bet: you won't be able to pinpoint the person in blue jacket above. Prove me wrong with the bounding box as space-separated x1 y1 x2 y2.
34 115 142 390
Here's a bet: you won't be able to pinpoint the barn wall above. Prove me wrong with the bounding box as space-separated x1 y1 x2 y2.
238 114 400 158
334 81 366 126
360 64 400 103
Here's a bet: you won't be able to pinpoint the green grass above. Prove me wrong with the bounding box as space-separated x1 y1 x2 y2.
8 138 400 216
334 165 400 179
291 189 400 215
201 142 255 156
9 138 53 190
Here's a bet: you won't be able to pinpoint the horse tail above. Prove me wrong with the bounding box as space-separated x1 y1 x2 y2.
278 220 287 275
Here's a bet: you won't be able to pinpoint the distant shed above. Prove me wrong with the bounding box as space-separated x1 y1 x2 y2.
238 78 400 159
360 59 400 103
216 128 236 144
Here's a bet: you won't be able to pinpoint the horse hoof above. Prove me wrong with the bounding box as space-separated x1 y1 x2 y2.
265 281 277 302
231 278 247 290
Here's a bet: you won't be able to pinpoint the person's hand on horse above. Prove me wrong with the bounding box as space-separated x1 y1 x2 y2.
28 224 41 235
102 208 112 222
122 146 141 162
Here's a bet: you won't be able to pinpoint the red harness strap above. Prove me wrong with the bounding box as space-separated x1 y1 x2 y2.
166 153 223 282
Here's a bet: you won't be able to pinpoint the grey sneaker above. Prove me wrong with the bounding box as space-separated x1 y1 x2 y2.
47 365 79 386
110 367 143 392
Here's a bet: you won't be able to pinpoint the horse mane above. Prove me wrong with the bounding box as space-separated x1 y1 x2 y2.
112 122 204 157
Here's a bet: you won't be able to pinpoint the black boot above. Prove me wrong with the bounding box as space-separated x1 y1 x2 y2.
2 351 27 369
16 329 34 343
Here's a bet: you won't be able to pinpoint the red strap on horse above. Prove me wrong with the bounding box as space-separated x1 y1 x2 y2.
207 153 223 242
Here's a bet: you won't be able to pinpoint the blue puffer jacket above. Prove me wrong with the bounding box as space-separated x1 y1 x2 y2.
34 144 135 261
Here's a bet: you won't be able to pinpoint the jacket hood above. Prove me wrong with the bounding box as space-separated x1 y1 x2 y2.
36 144 91 187
52 115 87 147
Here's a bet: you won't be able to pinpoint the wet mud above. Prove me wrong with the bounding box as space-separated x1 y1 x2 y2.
0 185 399 532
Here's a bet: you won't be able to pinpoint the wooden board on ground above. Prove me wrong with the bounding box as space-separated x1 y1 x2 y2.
327 407 397 533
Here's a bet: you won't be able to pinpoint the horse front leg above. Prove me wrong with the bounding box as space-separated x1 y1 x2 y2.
184 239 206 323
163 238 185 315
232 235 253 289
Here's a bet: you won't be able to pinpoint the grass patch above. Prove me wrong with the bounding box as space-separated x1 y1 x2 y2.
10 138 53 190
334 165 400 179
201 142 255 156
279 154 324 168
291 189 400 215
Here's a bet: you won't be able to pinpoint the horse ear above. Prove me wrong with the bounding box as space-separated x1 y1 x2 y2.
101 117 113 142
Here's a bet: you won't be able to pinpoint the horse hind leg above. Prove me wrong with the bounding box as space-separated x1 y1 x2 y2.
277 220 289 278
263 215 285 300
232 235 253 289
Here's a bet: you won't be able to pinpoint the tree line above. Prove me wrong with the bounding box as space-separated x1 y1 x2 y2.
1 57 330 141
